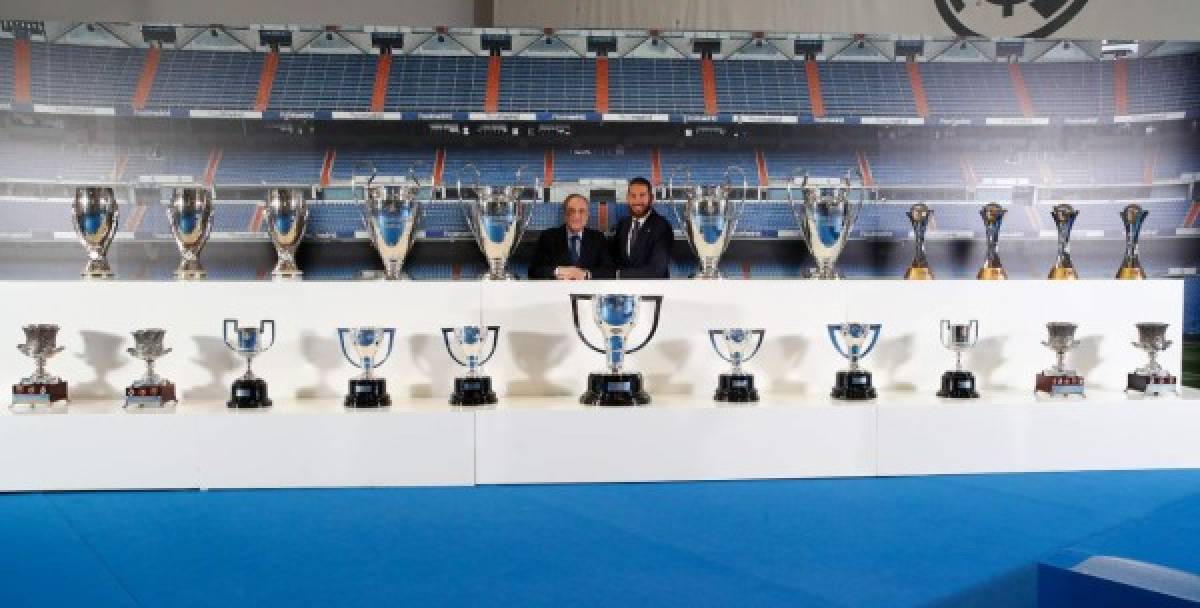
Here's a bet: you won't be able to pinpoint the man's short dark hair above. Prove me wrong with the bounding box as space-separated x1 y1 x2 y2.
628 177 654 202
562 193 588 212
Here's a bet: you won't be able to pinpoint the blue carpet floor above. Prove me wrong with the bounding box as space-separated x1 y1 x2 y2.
2 470 1199 607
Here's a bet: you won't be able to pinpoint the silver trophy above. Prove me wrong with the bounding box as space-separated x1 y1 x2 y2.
1116 203 1148 280
709 328 765 402
828 322 882 400
1036 322 1085 396
168 187 215 280
458 164 538 280
787 169 868 279
937 320 980 398
977 203 1008 280
13 324 68 407
442 325 500 405
338 326 396 407
356 166 423 280
903 203 934 280
1047 203 1079 280
1127 322 1178 396
223 319 276 408
71 187 119 280
664 166 748 279
265 188 309 280
125 328 177 408
570 293 664 406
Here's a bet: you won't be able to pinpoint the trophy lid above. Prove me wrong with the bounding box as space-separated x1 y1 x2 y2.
1044 322 1078 346
1134 322 1168 345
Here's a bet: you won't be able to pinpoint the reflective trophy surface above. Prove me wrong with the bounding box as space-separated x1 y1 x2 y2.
828 322 882 400
442 325 500 405
223 319 275 408
1035 322 1085 397
124 329 177 408
1127 322 1178 397
337 326 395 408
936 320 980 399
168 187 214 280
1116 203 1148 280
787 170 867 279
358 167 423 280
1047 203 1079 280
903 202 934 280
571 293 664 406
665 166 747 279
709 328 765 402
265 188 308 280
458 164 538 280
976 202 1008 280
12 324 69 410
71 187 119 280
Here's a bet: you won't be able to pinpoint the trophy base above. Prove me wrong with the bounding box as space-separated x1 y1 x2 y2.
714 373 758 402
1116 266 1146 280
228 378 272 408
11 381 69 407
125 382 178 408
976 267 1008 280
1126 372 1177 397
82 270 116 280
832 370 876 401
937 370 979 399
581 372 650 407
345 378 391 408
1035 372 1085 397
450 376 498 406
1047 267 1078 280
174 269 207 281
271 270 304 281
903 266 934 280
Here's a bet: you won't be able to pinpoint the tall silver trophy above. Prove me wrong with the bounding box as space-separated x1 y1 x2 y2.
168 187 215 280
1035 322 1085 397
570 293 664 406
356 165 423 280
223 319 276 408
12 324 69 409
1127 322 1178 396
442 325 500 405
338 326 395 408
903 202 934 280
787 169 868 279
265 188 308 280
458 164 538 280
1047 203 1079 280
709 328 765 402
977 202 1008 280
1116 203 1148 280
71 187 119 280
937 320 980 399
125 328 177 408
828 322 882 400
664 166 748 279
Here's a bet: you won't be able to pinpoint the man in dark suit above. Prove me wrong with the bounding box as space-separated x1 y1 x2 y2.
528 194 614 280
610 176 672 279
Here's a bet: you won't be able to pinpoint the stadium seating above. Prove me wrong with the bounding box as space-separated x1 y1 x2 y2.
499 57 594 113
552 147 653 183
607 58 706 114
28 42 143 108
817 61 916 117
713 60 811 116
215 146 326 184
1127 53 1200 114
922 63 1023 117
1022 60 1115 117
269 53 376 112
385 55 488 112
0 38 13 103
145 49 263 111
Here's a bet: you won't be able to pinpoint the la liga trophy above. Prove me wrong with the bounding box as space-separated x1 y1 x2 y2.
458 164 538 280
12 324 69 410
709 328 765 402
338 326 395 408
937 320 980 399
570 294 664 406
665 166 747 279
124 328 177 408
71 187 119 280
168 187 214 280
787 169 867 279
1035 322 1085 397
442 325 500 405
223 319 275 408
264 188 308 280
976 202 1008 280
903 202 934 280
1047 203 1079 280
828 322 882 400
1116 203 1148 280
1127 322 1178 397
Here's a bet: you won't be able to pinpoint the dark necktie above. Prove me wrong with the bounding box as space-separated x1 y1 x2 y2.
628 219 641 257
569 234 580 264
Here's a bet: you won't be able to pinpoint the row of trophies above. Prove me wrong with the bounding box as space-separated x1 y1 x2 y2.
11 296 1178 412
68 165 1152 282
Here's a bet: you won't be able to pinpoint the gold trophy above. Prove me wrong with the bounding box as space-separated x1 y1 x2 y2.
903 203 934 280
1047 203 1079 280
1116 204 1147 280
976 202 1007 280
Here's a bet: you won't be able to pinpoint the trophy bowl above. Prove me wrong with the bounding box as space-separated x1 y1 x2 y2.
71 187 119 280
265 188 309 280
903 203 934 280
223 319 276 408
937 320 979 398
458 164 537 280
442 325 500 405
828 322 882 400
571 293 664 406
709 328 765 402
338 326 396 408
168 187 215 280
125 328 177 408
362 179 422 281
788 170 867 280
1036 322 1085 396
13 323 69 408
1127 322 1177 396
666 166 747 279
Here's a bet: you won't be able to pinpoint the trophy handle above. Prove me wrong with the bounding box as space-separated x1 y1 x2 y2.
222 319 238 351
724 165 749 237
745 329 766 362
441 328 468 367
101 205 120 254
161 347 173 356
843 168 866 231
337 328 363 369
569 294 604 354
860 324 883 359
626 295 664 355
375 328 396 368
259 319 276 352
480 326 501 367
827 324 849 360
786 168 809 234
707 330 734 364
968 319 979 348
939 319 950 349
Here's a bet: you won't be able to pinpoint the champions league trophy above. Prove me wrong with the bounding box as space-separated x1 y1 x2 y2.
124 329 177 408
903 203 934 280
337 326 395 408
976 202 1008 280
1047 203 1079 280
1035 322 1085 397
458 164 538 280
223 319 275 408
570 294 664 406
71 187 119 280
1116 203 1148 280
937 320 980 399
664 166 747 279
709 328 765 402
168 187 214 280
442 325 500 405
828 322 882 400
787 169 868 279
264 188 308 280
1127 322 1178 397
12 324 69 409
355 165 423 280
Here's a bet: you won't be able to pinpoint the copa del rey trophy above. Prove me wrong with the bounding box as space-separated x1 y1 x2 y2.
12 324 69 410
442 325 500 405
903 202 934 280
664 166 748 279
71 187 119 280
458 164 538 280
168 187 214 280
1047 203 1079 280
1036 322 1085 397
1116 203 1148 280
1127 322 1178 397
338 326 395 408
787 169 867 279
937 320 980 399
571 293 664 406
828 322 882 400
709 328 765 402
976 202 1008 280
124 329 177 408
223 319 275 408
356 165 424 280
264 188 308 280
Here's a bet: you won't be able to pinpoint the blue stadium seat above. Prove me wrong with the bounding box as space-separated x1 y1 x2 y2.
270 53 375 111
499 57 594 113
608 58 705 114
713 60 811 115
29 42 142 107
145 49 262 111
385 55 488 112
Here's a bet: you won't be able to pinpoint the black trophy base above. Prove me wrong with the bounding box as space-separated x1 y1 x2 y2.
832 370 876 400
346 378 391 408
228 378 272 409
714 373 758 402
450 376 498 406
937 370 980 399
581 372 650 407
1127 372 1178 396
